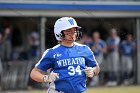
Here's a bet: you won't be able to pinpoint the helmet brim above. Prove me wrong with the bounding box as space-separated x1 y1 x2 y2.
63 26 81 31
77 26 82 29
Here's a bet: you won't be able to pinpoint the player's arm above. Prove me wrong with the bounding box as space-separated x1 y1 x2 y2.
85 62 100 78
30 67 44 82
30 49 59 83
85 46 100 78
30 67 59 83
101 41 107 53
93 61 100 76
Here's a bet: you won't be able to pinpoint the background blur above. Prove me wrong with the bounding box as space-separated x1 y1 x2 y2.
0 0 140 93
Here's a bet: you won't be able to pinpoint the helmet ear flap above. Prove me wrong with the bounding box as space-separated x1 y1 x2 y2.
60 31 65 39
76 29 82 41
56 31 65 40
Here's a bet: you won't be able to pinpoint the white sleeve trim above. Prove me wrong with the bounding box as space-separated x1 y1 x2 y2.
35 49 49 67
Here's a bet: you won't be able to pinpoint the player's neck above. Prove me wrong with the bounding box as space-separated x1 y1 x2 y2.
61 41 74 47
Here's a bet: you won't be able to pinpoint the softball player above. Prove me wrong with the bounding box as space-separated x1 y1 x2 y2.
30 17 100 93
120 34 135 85
106 29 120 86
90 32 106 86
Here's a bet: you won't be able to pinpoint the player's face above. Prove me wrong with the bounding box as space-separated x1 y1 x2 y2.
93 32 100 41
127 35 132 42
63 27 77 42
110 29 118 37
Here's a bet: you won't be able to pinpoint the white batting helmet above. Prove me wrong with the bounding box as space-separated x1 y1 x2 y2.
54 17 81 40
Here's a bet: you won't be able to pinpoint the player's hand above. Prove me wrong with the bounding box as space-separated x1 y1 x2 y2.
43 72 59 82
85 67 97 78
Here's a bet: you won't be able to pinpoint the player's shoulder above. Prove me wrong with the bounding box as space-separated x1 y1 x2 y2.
51 44 61 50
121 40 127 45
115 36 120 42
42 44 61 57
40 49 51 59
74 42 87 47
99 39 106 44
75 42 93 54
74 42 90 49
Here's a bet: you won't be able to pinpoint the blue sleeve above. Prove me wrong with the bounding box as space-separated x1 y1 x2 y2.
102 40 106 48
120 41 124 52
85 46 97 67
35 49 53 72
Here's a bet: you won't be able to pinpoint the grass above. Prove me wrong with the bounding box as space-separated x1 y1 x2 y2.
2 86 140 93
86 86 140 93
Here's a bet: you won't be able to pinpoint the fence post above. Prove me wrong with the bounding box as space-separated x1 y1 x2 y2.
136 18 140 84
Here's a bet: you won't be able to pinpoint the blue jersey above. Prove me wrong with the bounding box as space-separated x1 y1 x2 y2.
90 39 106 56
107 37 120 52
35 42 97 93
120 40 135 56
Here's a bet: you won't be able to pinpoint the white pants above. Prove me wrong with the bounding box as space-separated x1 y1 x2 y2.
107 51 120 72
91 55 104 86
95 55 103 65
121 55 133 73
47 88 64 93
